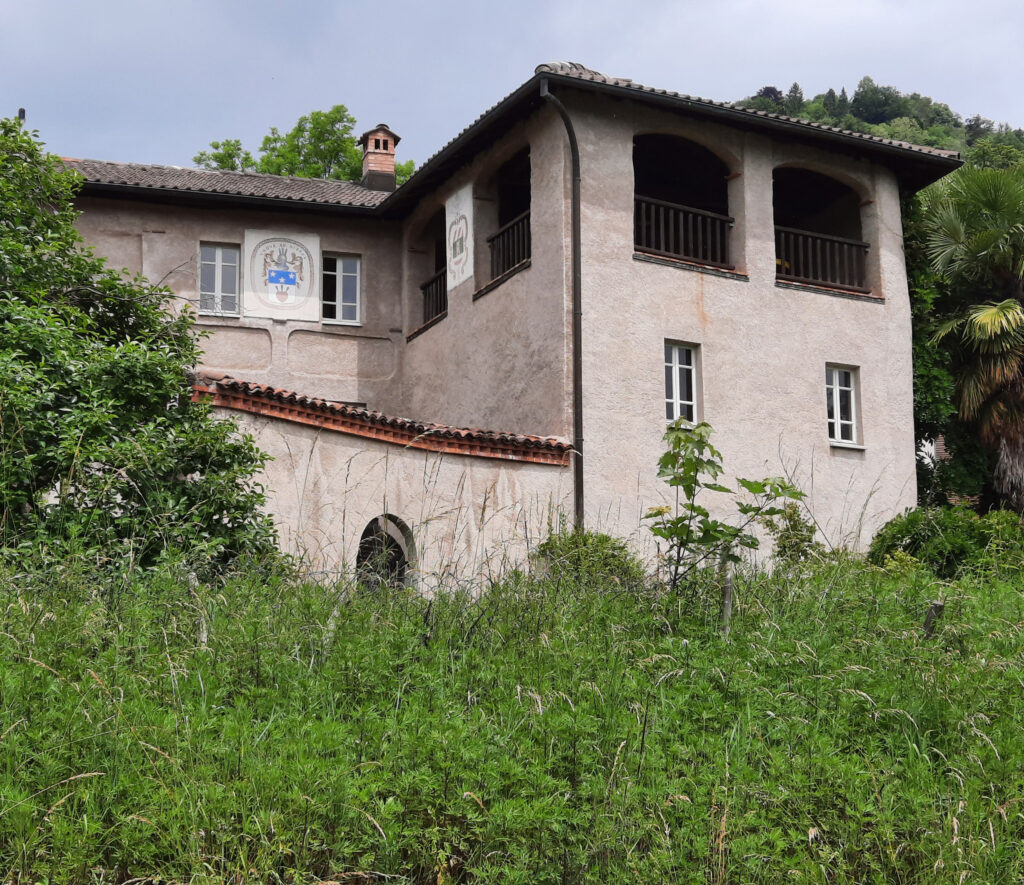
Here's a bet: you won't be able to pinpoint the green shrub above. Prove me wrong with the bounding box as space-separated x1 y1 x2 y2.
536 528 647 591
0 118 277 572
761 500 821 564
869 505 1024 578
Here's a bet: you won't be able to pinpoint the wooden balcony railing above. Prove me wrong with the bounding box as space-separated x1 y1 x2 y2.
775 226 869 293
487 210 531 280
634 196 734 269
420 268 447 324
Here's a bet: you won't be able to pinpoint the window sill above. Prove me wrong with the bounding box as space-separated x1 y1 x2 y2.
322 319 362 328
829 440 866 451
633 252 748 281
775 280 881 302
472 259 531 301
406 310 447 342
197 312 241 320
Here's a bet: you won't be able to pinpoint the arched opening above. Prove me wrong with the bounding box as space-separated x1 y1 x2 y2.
633 135 733 268
483 148 531 281
773 168 868 292
356 514 414 589
413 207 447 326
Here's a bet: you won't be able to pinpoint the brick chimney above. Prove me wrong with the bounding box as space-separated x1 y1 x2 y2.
359 123 401 192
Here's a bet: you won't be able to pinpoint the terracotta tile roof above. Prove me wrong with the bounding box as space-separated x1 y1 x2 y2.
387 62 960 209
194 375 571 466
63 157 389 209
533 62 961 162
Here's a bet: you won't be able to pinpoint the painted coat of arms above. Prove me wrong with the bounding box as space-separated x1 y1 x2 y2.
243 232 320 320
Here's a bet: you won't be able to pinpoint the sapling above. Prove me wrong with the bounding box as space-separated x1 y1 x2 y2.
644 420 804 627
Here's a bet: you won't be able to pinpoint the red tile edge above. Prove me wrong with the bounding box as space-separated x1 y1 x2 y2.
192 378 571 467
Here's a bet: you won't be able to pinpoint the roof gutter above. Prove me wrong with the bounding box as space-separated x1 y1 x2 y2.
540 78 585 531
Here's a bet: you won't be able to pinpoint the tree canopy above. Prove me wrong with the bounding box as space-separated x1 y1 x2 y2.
0 119 278 569
736 77 1022 156
194 105 415 187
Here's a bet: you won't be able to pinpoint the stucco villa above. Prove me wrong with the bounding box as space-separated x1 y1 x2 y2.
66 62 961 584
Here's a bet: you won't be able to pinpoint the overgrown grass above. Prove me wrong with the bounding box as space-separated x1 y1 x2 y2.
2 551 1024 882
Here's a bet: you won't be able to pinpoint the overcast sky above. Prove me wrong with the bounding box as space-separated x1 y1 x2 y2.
2 0 1020 169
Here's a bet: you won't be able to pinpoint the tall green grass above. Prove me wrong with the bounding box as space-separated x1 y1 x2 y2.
2 553 1023 882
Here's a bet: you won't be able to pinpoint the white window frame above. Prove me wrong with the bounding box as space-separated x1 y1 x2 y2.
826 364 861 446
665 342 700 423
322 254 361 325
198 243 240 316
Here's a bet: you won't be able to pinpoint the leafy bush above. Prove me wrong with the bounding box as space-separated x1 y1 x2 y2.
761 500 821 564
0 118 277 570
869 505 1024 577
536 528 647 591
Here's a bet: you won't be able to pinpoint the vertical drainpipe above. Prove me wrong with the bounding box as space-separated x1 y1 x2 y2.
540 78 584 531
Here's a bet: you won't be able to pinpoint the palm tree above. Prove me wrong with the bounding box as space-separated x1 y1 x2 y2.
925 165 1024 511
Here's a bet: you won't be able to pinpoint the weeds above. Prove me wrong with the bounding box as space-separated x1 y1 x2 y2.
2 544 1024 882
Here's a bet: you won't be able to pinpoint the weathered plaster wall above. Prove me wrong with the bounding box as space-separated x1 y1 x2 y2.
567 92 917 551
224 409 571 585
398 108 572 439
75 197 403 408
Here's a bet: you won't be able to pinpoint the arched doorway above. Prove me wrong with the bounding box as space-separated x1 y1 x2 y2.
356 514 415 589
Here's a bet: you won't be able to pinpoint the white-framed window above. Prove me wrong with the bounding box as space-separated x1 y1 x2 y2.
199 243 240 315
322 255 360 324
826 364 860 444
665 342 699 422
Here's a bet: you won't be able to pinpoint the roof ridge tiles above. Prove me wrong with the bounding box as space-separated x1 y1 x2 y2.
197 376 572 458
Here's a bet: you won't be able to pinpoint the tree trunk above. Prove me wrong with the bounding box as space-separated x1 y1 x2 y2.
993 435 1024 513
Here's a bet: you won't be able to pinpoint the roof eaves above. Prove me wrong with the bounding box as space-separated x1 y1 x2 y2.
378 74 546 214
537 69 961 181
382 64 961 208
76 179 382 215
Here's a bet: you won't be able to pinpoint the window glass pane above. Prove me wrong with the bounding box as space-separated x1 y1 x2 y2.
681 366 692 402
323 301 337 320
828 419 836 439
222 246 239 264
342 258 359 275
201 245 217 263
665 365 673 398
199 292 215 312
839 370 852 388
322 272 336 303
221 295 237 314
665 344 672 363
200 264 216 293
839 389 851 420
342 274 358 304
221 265 237 296
825 366 834 385
840 423 853 442
341 303 358 322
683 403 694 422
680 347 692 367
323 255 337 273
666 402 674 421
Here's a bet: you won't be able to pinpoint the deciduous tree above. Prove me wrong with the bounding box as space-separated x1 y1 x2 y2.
195 105 415 186
0 119 277 568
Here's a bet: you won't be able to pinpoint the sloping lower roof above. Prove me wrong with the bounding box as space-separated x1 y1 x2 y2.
63 158 389 209
194 376 571 466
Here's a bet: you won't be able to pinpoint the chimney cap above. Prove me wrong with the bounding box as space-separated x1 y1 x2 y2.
358 123 401 149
